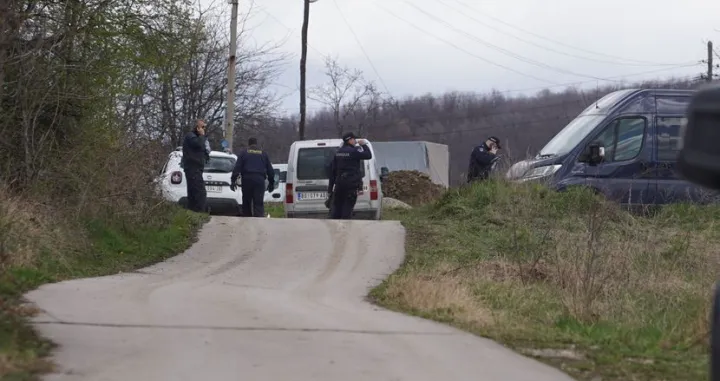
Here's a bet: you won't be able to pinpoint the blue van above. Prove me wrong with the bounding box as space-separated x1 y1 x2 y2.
507 88 719 205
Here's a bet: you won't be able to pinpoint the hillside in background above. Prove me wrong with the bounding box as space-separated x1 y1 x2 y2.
260 76 699 184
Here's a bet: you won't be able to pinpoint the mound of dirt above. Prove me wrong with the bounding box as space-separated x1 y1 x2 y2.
382 170 445 206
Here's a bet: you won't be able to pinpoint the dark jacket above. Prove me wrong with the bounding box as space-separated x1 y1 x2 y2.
328 142 373 192
231 145 275 187
467 143 499 182
182 131 208 170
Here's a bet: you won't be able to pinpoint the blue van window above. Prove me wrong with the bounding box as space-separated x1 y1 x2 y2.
656 117 685 162
593 117 646 163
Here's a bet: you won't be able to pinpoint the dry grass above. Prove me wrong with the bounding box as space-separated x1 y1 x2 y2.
373 179 719 381
0 187 77 269
381 264 496 328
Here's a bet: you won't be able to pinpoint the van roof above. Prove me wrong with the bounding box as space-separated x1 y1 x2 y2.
582 88 696 117
170 150 237 159
291 139 344 148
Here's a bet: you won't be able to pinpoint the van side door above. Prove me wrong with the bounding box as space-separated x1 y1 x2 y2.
653 116 718 204
575 116 655 205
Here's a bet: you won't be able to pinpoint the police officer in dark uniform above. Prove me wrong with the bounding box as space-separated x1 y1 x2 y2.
467 136 501 183
230 137 275 217
327 132 373 220
182 119 209 213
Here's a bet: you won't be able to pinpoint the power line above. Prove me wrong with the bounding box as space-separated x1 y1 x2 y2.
432 0 696 68
372 2 557 84
332 0 391 94
490 64 700 95
258 6 324 56
404 2 621 81
449 0 686 66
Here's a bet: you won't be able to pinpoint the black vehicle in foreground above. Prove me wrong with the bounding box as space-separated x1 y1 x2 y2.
676 82 720 381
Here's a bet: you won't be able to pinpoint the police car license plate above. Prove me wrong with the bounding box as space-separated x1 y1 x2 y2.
297 192 326 201
206 185 222 193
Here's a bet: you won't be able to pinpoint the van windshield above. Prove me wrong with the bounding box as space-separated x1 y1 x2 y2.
538 115 606 157
297 147 365 180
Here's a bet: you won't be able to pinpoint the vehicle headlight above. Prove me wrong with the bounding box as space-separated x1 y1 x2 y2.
521 165 562 181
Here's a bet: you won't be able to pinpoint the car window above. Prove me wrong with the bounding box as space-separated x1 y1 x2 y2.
297 147 366 180
279 170 287 182
656 116 685 162
590 117 646 163
613 118 646 161
179 156 236 173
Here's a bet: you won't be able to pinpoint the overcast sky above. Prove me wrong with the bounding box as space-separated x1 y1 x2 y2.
207 0 720 116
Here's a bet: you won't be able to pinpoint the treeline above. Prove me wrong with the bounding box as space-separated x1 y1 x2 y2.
275 58 702 184
0 1 286 214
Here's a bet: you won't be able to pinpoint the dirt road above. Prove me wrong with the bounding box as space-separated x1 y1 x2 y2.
26 217 573 380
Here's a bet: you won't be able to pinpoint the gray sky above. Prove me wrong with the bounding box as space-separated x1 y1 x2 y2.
218 0 720 116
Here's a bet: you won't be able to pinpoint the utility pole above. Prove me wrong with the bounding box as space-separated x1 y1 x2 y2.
708 41 714 83
707 41 714 82
225 0 239 151
298 0 311 141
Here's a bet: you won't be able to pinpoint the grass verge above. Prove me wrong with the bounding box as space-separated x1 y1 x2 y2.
372 180 718 381
0 202 208 380
265 203 285 218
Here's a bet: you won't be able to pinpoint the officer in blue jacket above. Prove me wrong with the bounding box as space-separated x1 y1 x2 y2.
327 132 373 219
230 137 275 217
181 120 209 213
467 136 501 183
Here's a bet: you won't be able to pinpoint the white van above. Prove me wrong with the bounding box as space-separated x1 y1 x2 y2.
284 139 383 220
264 163 287 203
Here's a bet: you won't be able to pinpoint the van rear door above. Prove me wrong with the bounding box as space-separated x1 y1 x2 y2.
294 146 336 207
294 145 367 206
354 160 372 208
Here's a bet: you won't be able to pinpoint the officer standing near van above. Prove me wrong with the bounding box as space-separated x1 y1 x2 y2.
182 119 208 213
327 132 373 219
467 136 501 183
230 137 275 217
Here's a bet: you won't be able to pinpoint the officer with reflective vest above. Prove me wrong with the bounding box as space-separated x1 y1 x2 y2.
230 137 275 217
327 132 372 219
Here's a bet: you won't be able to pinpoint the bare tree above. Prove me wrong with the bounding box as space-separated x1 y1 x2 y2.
309 56 375 136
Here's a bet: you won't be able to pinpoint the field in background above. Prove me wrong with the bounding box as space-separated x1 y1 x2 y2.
373 180 718 381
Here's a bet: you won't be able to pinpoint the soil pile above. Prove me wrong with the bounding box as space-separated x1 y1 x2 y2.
382 170 445 206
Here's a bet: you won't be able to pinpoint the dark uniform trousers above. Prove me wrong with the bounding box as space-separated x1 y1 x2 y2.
331 187 358 219
184 167 207 213
241 174 266 217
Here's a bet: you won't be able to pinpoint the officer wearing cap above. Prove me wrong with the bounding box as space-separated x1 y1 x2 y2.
327 132 373 219
230 137 275 217
467 136 501 183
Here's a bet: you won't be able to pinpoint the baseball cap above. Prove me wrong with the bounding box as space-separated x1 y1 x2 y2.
488 136 501 149
342 132 357 142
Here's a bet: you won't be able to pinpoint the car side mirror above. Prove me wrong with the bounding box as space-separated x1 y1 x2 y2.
380 167 390 182
579 142 605 165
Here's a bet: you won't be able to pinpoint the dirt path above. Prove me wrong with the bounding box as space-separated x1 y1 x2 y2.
26 217 574 380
